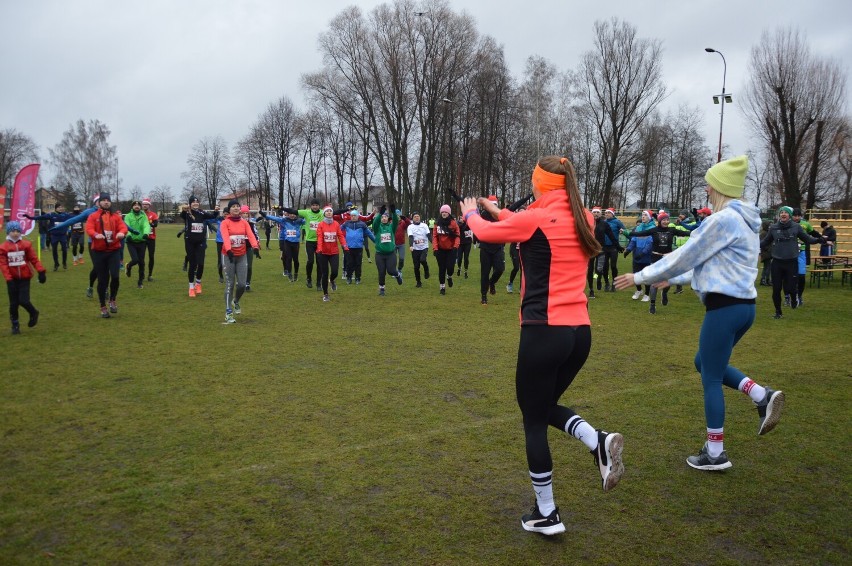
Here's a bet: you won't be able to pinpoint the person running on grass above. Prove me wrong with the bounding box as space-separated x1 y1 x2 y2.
141 198 159 281
69 206 86 266
371 205 403 296
25 204 73 271
315 205 348 302
601 208 625 292
179 196 219 298
623 210 655 302
624 211 688 314
586 206 619 299
407 211 431 288
260 208 305 282
615 155 785 471
432 204 460 296
340 209 375 285
456 213 472 279
280 198 324 290
1 221 47 335
477 195 506 305
85 193 128 318
123 200 151 290
460 156 624 536
220 200 260 323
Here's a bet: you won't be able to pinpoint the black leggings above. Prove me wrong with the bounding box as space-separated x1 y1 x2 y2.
479 247 505 295
305 241 317 281
315 253 339 293
51 236 68 268
7 278 36 322
145 238 156 276
602 246 619 283
435 249 456 284
508 244 520 285
516 325 592 474
125 241 147 284
283 241 300 275
92 249 121 306
185 239 206 283
771 258 798 314
71 233 85 257
457 242 472 271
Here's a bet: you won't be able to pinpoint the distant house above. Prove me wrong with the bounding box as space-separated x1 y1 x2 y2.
35 187 61 213
217 190 276 212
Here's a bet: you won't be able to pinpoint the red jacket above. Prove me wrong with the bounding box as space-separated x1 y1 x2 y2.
465 190 593 326
315 220 348 255
0 238 45 281
85 209 128 252
219 216 259 257
395 216 411 245
432 219 460 251
145 210 159 240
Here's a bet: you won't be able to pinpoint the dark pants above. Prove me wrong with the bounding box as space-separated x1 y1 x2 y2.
346 247 364 280
602 246 619 284
412 248 430 283
375 252 398 286
7 279 37 323
216 242 224 279
435 249 456 284
771 258 798 314
282 240 300 276
316 253 339 293
125 241 147 285
145 238 156 276
586 254 606 291
457 242 472 271
480 246 505 296
305 241 317 281
508 244 520 285
632 260 651 295
516 325 592 474
185 239 206 283
71 232 85 257
51 235 69 268
92 249 121 307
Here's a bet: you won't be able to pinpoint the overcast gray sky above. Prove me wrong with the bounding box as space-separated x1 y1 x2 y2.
2 0 850 197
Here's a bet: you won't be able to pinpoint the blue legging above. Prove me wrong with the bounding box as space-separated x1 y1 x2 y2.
694 303 755 429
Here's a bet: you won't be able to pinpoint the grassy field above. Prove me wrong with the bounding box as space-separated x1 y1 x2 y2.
1 223 850 564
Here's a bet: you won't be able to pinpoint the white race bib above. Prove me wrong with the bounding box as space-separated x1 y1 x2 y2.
465 230 472 239
309 221 319 230
7 250 25 267
324 232 337 243
380 233 392 243
191 222 204 233
286 229 297 237
104 230 113 243
230 235 246 249
414 237 426 246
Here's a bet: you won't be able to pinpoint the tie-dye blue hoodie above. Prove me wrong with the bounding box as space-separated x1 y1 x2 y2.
633 200 761 304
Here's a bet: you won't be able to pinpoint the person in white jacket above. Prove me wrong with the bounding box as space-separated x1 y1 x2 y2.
615 155 784 471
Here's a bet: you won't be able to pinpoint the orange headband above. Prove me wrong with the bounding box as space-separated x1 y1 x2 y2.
532 163 565 193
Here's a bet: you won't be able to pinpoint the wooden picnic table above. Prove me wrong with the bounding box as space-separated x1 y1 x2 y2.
809 255 849 287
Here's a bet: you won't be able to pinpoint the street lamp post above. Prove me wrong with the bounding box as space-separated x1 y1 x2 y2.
705 47 732 163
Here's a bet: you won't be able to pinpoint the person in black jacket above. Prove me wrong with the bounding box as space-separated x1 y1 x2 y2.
586 207 619 299
626 211 689 313
179 196 219 297
760 206 824 319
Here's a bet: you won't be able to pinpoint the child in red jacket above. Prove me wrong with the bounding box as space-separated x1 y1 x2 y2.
0 221 47 334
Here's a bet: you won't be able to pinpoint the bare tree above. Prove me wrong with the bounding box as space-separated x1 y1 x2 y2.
0 128 40 190
149 184 174 215
48 119 117 204
182 135 232 207
579 17 667 208
831 117 852 208
742 27 847 208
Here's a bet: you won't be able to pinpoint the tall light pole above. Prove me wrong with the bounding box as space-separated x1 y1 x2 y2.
705 47 732 163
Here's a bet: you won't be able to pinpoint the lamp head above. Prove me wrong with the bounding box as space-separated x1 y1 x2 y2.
705 47 715 53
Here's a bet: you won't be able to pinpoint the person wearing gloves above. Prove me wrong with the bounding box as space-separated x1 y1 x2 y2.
371 205 403 296
459 156 624 536
0 221 47 334
219 199 260 323
477 195 506 305
315 205 348 302
586 206 619 299
432 204 460 296
279 198 324 289
259 209 305 282
623 210 656 301
625 211 689 314
339 210 375 285
602 208 625 292
123 200 152 289
760 206 824 318
407 212 432 288
615 155 785 471
141 198 159 281
179 196 219 298
25 204 74 271
85 193 128 318
49 203 98 297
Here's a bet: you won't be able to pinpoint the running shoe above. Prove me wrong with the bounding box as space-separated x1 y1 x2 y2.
756 388 785 435
109 301 118 314
631 290 642 300
520 505 565 536
86 287 93 299
233 302 241 315
100 306 111 318
323 294 330 302
447 276 453 288
686 443 732 471
189 287 196 298
395 272 403 285
224 311 236 324
507 283 513 293
195 282 203 295
592 430 624 491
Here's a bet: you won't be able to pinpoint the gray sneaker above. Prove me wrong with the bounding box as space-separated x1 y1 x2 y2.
756 388 785 435
233 302 241 315
224 311 236 324
686 443 732 471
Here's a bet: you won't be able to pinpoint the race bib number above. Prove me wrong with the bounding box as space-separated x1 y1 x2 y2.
380 233 392 243
465 230 472 239
309 221 319 230
7 251 25 267
286 229 297 238
230 235 246 249
104 230 114 243
324 232 337 243
72 222 83 230
436 226 446 235
414 237 426 246
191 222 204 233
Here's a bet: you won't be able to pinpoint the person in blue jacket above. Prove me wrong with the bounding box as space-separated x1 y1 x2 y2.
340 210 376 284
49 205 98 296
26 205 74 270
602 208 625 292
623 210 656 301
260 209 306 282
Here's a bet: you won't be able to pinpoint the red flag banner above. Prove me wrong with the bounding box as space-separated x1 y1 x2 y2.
0 185 7 231
11 163 40 236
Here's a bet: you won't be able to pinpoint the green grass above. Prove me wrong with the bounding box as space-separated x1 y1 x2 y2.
1 224 850 564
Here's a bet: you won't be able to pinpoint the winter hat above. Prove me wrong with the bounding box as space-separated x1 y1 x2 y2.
605 208 616 216
240 205 250 213
778 206 794 217
131 200 142 207
6 221 22 234
227 199 240 210
792 207 803 216
591 206 602 214
657 211 670 222
142 198 151 205
697 207 712 216
395 209 402 216
349 209 359 219
642 210 653 219
487 195 498 203
310 198 320 206
345 201 354 208
98 193 112 202
322 206 334 214
188 195 199 204
705 155 748 198
440 204 451 215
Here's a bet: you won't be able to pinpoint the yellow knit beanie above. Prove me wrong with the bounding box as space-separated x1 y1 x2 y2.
705 155 748 198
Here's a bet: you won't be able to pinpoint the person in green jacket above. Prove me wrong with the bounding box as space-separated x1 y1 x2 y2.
281 198 324 290
123 200 152 289
371 205 403 296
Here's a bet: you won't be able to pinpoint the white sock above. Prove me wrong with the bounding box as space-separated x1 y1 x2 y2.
189 282 195 289
738 378 767 403
566 415 598 450
529 470 555 515
707 428 724 458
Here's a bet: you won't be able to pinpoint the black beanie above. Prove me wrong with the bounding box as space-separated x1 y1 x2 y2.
227 199 240 210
